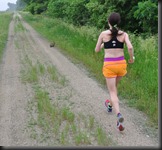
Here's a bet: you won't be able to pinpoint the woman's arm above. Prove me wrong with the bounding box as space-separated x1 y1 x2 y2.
95 32 103 52
124 33 134 63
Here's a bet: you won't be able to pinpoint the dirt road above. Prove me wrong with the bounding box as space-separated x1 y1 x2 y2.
0 12 159 147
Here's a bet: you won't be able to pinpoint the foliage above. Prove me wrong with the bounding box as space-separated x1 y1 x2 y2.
20 0 49 14
16 0 26 10
18 0 158 35
7 3 16 11
85 0 113 29
47 0 90 26
134 0 158 34
0 13 12 60
47 0 69 18
67 0 90 26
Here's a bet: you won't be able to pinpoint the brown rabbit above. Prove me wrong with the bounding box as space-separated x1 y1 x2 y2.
50 42 55 47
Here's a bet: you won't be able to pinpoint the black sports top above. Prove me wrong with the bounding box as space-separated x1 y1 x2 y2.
104 37 124 49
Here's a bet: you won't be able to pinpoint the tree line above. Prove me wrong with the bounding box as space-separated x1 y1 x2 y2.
16 0 158 36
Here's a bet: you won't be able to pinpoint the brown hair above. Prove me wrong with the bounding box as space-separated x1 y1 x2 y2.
108 12 121 38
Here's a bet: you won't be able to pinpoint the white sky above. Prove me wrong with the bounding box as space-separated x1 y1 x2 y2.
0 0 17 11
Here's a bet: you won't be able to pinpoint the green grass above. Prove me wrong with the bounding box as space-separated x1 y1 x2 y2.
119 34 158 127
20 53 114 146
21 12 158 128
0 12 13 60
14 15 26 32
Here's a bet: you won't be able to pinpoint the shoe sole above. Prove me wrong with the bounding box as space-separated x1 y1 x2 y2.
118 124 125 131
107 109 112 112
105 99 110 107
117 121 125 131
105 99 112 112
118 116 124 123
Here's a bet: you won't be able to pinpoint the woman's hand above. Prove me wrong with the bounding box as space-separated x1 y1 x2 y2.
128 56 135 64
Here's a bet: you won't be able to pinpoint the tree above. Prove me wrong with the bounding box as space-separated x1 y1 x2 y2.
47 0 69 18
66 0 90 26
16 0 27 10
17 0 158 35
7 3 16 11
134 0 158 34
19 0 50 14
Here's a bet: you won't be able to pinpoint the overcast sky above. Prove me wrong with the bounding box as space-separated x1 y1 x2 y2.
0 0 17 11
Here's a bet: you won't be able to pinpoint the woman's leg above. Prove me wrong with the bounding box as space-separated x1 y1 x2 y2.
106 77 124 131
105 77 120 115
116 76 122 87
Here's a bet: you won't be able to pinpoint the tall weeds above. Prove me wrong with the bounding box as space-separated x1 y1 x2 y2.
0 12 13 60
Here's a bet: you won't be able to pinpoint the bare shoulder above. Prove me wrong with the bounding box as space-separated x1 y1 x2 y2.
123 32 129 38
119 31 130 39
118 30 125 35
102 30 111 35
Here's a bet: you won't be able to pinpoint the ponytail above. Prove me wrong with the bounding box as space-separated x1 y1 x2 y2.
110 24 118 38
108 12 121 38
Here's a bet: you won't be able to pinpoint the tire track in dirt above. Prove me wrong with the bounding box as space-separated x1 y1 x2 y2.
0 12 159 147
0 13 35 146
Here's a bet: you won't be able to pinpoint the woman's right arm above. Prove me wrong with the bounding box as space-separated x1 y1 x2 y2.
95 32 103 52
124 33 134 63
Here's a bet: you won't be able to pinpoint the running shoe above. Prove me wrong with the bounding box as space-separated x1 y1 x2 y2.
117 113 124 131
117 121 125 131
105 99 112 112
117 113 124 123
